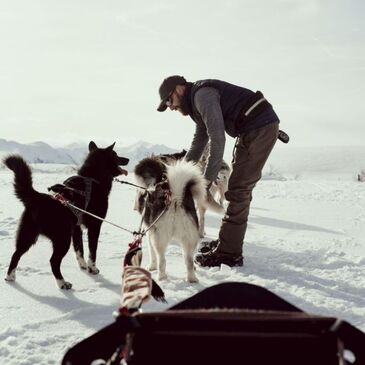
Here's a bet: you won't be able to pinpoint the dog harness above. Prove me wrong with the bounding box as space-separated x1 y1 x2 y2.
48 176 99 225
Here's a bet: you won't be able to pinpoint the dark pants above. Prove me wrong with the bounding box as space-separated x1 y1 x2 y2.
218 122 279 255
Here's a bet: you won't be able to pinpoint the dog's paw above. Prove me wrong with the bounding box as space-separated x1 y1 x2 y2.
158 272 168 281
87 260 100 275
198 228 206 238
57 279 72 290
5 270 16 282
146 263 157 271
87 266 100 275
77 257 87 270
187 274 199 283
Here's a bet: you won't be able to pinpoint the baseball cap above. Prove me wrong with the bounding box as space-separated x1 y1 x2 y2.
157 75 186 112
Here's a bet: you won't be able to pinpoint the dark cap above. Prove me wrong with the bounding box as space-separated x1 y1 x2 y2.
157 75 187 112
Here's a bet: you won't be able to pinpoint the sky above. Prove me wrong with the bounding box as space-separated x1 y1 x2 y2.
0 0 364 150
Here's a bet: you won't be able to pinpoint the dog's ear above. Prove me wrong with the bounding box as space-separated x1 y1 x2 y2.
107 142 116 150
89 141 98 152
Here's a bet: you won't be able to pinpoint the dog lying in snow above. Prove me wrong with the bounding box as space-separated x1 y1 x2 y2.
134 156 206 283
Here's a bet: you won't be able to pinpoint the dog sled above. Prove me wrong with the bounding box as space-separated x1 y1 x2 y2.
62 282 365 365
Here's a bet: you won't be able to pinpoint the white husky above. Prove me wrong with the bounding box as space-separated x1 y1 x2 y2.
134 158 206 283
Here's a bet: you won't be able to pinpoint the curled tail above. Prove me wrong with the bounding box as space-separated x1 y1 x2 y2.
3 155 36 205
166 161 207 206
166 161 225 213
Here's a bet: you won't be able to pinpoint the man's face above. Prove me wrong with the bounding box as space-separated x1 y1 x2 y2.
166 86 188 116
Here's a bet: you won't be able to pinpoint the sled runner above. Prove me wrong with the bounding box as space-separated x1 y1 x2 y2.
62 282 365 365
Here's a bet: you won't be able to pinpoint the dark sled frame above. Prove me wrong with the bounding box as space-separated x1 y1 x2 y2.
62 282 365 365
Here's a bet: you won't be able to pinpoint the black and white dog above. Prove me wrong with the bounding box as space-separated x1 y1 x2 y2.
134 156 206 283
3 141 129 289
158 147 229 237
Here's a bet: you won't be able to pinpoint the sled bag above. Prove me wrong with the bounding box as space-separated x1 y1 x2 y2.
127 310 344 365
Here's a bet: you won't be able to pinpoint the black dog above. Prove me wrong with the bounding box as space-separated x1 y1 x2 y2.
4 141 129 289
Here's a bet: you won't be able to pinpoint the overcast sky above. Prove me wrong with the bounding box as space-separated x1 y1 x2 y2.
0 0 364 151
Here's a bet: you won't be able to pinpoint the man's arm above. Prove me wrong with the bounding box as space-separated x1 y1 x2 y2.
185 123 209 163
194 87 226 182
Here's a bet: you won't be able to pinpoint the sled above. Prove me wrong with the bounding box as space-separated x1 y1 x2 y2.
62 282 365 365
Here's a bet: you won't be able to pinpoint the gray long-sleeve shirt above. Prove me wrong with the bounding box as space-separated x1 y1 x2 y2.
185 87 226 182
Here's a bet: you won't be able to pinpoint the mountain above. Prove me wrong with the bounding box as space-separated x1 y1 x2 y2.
120 141 177 167
1 138 364 177
0 138 74 164
0 139 177 168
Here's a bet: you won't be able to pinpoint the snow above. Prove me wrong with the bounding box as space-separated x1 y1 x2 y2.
0 146 365 364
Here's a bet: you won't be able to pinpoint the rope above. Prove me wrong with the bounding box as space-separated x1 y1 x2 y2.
52 188 171 238
141 202 170 235
232 136 240 164
114 178 149 191
126 191 171 241
113 179 171 236
53 194 137 235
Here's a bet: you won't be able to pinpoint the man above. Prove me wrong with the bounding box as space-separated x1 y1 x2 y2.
157 76 279 267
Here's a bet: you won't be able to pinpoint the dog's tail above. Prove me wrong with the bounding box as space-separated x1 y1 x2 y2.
3 155 36 205
166 161 207 207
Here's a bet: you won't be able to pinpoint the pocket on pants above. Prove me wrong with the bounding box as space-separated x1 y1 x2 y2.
240 123 278 150
240 128 260 149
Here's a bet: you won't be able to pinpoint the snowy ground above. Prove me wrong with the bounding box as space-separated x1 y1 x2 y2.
0 158 365 364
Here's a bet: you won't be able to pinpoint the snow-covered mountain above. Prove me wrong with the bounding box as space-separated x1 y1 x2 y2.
0 139 78 164
119 141 177 168
0 139 177 168
0 138 364 177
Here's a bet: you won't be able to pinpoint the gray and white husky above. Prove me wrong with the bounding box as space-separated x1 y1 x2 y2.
134 157 206 283
152 146 231 237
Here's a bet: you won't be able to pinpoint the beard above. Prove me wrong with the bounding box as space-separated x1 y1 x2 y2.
177 92 191 116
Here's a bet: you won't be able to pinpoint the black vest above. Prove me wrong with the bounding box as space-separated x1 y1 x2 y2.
186 79 279 137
